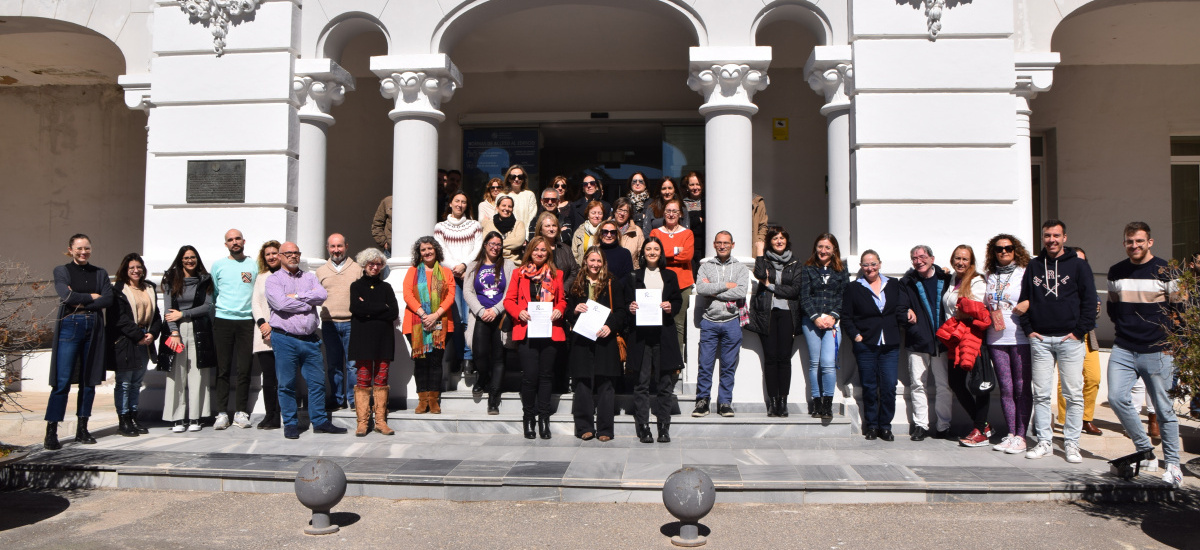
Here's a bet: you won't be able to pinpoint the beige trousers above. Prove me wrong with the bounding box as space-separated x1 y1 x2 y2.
162 321 212 421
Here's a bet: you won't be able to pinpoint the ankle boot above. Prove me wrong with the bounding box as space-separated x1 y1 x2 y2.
372 386 395 435
414 391 430 414
809 399 820 418
778 396 789 418
428 391 441 414
638 423 654 444
354 387 371 437
75 417 97 444
766 397 779 418
523 416 536 439
487 393 501 415
821 396 834 419
538 415 552 439
44 421 62 450
656 419 671 443
129 412 149 434
117 414 139 437
1148 413 1161 439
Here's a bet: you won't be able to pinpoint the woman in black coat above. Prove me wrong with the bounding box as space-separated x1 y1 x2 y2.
841 249 909 442
106 253 163 437
747 227 803 418
627 237 683 443
160 245 218 433
348 248 400 437
567 246 631 442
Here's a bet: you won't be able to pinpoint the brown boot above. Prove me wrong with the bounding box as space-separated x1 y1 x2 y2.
373 386 394 435
414 391 429 414
428 391 442 414
354 387 371 437
1148 413 1160 440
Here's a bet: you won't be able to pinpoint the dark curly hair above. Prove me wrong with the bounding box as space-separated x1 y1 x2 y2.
410 236 444 267
983 234 1031 274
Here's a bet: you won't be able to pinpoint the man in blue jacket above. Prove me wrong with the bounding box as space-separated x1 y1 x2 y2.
1018 220 1097 463
900 245 954 441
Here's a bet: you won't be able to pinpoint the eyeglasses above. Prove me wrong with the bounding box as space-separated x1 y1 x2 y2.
280 252 301 258
486 242 503 249
508 174 526 181
993 245 1015 253
861 262 880 268
600 229 618 236
182 256 198 262
631 179 644 184
664 209 681 214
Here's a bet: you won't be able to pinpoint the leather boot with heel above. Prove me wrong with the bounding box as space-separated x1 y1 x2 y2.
354 386 371 437
428 391 441 414
44 422 62 450
117 414 139 437
373 386 395 435
656 419 671 443
778 396 789 418
638 423 654 444
523 416 536 439
538 415 551 439
75 417 97 445
414 391 430 414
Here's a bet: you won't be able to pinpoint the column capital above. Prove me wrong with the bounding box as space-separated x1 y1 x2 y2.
371 54 462 123
293 59 355 126
1014 52 1060 100
687 47 771 116
804 46 854 117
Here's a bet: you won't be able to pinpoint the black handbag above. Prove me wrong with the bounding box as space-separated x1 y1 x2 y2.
155 331 175 372
967 343 996 396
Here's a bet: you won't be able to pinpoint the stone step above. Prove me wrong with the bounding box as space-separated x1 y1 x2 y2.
387 390 842 416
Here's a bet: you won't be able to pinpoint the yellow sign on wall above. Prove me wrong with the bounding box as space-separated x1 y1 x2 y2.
772 118 789 141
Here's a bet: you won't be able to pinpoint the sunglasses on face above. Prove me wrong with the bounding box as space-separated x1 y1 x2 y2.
584 181 597 187
488 185 502 191
632 179 644 184
994 245 1015 253
508 174 526 181
600 229 618 236
542 197 556 203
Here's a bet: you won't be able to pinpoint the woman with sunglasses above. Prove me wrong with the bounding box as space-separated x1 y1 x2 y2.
106 253 163 437
567 247 630 442
161 245 218 433
612 197 645 269
571 200 607 264
501 164 537 226
504 236 567 439
984 234 1033 454
643 177 690 235
478 177 504 222
596 219 634 282
627 236 683 443
548 175 574 237
481 195 527 264
626 172 651 227
250 240 283 429
568 175 610 232
842 250 908 441
533 211 578 290
650 197 694 360
464 231 517 413
747 226 804 418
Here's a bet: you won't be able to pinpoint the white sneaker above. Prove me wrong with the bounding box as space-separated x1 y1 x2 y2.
992 435 1013 452
187 420 202 432
1162 464 1183 487
233 411 251 429
1065 442 1082 464
1025 440 1053 459
1005 436 1027 454
172 421 186 433
213 412 231 430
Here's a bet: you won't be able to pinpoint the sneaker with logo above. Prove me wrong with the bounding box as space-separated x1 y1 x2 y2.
1065 442 1083 463
213 412 231 430
1005 436 1027 454
992 434 1014 452
1162 464 1183 487
233 411 251 429
959 428 989 447
1025 440 1053 459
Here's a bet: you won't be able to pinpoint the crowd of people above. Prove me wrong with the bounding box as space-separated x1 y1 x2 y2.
41 166 1187 486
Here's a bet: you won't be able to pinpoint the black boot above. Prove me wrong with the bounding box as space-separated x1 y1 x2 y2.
766 397 779 418
778 396 789 418
44 421 62 450
75 417 97 444
129 411 149 434
638 423 654 444
487 393 501 415
656 419 671 443
117 414 139 437
538 415 552 440
523 416 536 439
809 399 819 418
820 396 834 419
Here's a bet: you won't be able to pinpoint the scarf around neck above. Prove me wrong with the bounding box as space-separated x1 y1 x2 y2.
521 262 556 303
765 249 793 273
628 191 649 212
492 213 516 234
411 262 447 358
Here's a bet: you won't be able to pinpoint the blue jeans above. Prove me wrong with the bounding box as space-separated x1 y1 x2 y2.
697 318 742 405
321 321 354 407
46 313 98 422
452 282 472 361
854 342 899 430
1107 345 1180 465
801 317 839 398
274 332 329 428
114 346 148 415
1030 335 1085 444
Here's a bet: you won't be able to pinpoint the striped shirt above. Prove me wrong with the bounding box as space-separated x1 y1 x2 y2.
1106 256 1179 353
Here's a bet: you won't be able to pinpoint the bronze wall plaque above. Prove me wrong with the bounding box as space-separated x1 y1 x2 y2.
186 160 246 203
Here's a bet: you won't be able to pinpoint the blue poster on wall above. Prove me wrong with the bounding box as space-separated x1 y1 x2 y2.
463 129 540 199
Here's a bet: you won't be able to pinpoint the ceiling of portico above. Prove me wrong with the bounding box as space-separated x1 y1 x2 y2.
1053 1 1200 66
0 17 124 86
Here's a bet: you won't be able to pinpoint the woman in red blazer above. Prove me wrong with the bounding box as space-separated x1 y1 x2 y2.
504 236 567 439
403 236 456 415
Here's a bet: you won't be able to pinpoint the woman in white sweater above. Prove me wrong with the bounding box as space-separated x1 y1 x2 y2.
501 164 537 226
435 190 484 371
250 240 283 429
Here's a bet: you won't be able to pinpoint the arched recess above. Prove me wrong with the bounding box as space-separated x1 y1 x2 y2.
750 0 840 47
315 12 390 63
0 3 152 75
0 17 147 274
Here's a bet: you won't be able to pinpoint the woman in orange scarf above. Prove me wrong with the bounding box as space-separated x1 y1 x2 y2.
504 236 568 439
403 236 456 415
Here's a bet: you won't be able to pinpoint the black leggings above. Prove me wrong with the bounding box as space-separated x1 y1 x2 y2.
414 349 444 392
472 317 506 398
634 341 676 424
255 351 280 419
518 339 558 418
762 310 794 398
950 365 991 431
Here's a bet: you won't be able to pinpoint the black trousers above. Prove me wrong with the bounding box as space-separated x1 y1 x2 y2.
762 310 794 398
518 339 557 418
633 342 675 424
574 375 615 438
950 365 991 431
213 318 255 414
255 351 280 419
472 317 506 399
414 349 445 392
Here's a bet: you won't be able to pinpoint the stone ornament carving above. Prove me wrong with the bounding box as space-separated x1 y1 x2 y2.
924 0 945 40
292 76 348 124
379 72 459 122
179 0 261 56
687 63 769 116
807 63 854 116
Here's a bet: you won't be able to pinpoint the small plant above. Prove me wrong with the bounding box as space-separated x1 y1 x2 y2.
1160 259 1200 404
0 259 54 415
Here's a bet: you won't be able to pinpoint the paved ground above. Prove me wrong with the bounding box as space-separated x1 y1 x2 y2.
2 486 1199 549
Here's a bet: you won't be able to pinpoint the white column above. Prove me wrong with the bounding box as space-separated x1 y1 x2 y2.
293 59 353 264
1014 53 1058 248
805 47 854 253
687 47 770 261
372 54 462 265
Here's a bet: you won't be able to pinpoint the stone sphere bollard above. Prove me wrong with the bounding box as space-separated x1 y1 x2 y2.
294 458 348 535
662 467 716 547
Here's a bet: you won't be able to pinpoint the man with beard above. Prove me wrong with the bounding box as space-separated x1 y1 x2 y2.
211 229 257 430
316 233 363 411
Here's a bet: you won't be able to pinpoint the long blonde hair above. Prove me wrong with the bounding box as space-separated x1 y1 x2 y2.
951 244 981 298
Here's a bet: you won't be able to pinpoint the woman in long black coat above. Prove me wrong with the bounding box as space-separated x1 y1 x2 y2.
746 227 804 418
567 246 631 442
627 237 683 443
106 253 163 437
348 248 400 437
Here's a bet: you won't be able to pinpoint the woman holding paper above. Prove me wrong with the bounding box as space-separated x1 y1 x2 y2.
504 236 567 439
402 236 456 415
627 236 683 443
567 247 630 442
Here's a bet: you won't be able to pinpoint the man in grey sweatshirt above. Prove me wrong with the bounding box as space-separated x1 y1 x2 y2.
692 231 750 418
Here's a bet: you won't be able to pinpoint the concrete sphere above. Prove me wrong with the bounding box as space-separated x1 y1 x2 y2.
662 467 716 522
294 458 347 512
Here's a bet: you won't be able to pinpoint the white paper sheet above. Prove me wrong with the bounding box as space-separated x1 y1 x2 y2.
635 288 663 326
527 301 554 338
571 299 610 341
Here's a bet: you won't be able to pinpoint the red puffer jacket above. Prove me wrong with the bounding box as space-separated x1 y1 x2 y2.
935 297 992 369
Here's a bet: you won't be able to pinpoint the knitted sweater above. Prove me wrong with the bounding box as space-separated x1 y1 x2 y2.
316 258 363 322
434 215 484 270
